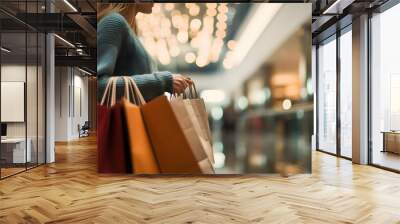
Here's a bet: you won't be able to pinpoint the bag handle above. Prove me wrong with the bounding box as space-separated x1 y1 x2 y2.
188 83 199 99
132 77 146 105
100 76 118 107
123 76 131 103
100 77 114 106
124 76 146 106
170 82 198 100
109 77 118 106
123 76 141 105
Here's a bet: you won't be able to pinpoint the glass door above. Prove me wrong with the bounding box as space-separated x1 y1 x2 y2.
0 0 46 179
1 28 28 178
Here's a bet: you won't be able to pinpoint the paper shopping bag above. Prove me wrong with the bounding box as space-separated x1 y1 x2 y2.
182 99 214 164
97 77 132 173
182 84 214 163
141 95 214 174
121 77 160 174
97 103 132 173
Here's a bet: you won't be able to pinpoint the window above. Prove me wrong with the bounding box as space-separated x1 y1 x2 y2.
370 2 400 171
317 36 337 154
339 28 352 158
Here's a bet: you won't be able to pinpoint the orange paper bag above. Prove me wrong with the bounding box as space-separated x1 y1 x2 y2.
121 77 160 174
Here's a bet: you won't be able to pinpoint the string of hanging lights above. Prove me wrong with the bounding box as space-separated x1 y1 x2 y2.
136 3 237 69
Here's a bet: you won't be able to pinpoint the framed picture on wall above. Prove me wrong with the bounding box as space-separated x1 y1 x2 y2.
1 81 25 122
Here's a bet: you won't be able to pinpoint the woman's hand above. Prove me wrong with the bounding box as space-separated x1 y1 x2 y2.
172 74 193 94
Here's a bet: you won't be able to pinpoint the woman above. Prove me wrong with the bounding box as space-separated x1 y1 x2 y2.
97 3 192 101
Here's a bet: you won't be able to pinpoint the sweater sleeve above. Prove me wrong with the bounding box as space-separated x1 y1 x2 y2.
131 71 173 102
97 13 173 102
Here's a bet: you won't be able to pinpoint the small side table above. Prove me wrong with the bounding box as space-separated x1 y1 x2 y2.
381 131 400 154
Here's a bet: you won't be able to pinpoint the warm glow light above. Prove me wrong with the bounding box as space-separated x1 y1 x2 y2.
136 2 233 69
171 10 180 16
172 14 182 29
152 4 161 14
161 18 171 28
282 99 292 110
157 39 171 65
227 40 236 50
270 74 298 86
206 3 217 9
223 59 233 69
190 19 202 31
216 30 226 38
201 90 226 104
217 14 228 22
177 31 188 43
185 52 196 63
250 154 267 167
170 47 180 57
196 57 208 67
206 8 217 17
217 5 228 14
181 14 189 30
203 16 214 30
189 5 200 16
216 21 227 30
164 3 174 11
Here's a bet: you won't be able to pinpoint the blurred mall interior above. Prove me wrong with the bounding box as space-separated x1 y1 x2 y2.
134 3 312 173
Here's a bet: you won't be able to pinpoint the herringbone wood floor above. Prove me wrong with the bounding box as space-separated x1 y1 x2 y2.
1 135 400 224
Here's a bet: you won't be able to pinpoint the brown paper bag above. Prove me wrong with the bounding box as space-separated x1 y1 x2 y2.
142 95 214 174
121 77 160 174
183 85 214 163
182 99 214 164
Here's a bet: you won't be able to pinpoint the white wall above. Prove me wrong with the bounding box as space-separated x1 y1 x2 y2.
54 67 89 141
1 65 37 137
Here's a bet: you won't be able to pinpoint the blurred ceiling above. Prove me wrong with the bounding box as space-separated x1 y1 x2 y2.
136 3 250 74
191 4 311 94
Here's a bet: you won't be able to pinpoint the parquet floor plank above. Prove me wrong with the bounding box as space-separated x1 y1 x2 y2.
0 135 399 223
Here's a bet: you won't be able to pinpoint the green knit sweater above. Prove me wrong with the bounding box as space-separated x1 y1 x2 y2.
97 12 173 102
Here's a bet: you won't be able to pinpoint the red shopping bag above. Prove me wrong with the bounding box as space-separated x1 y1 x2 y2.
97 77 132 173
